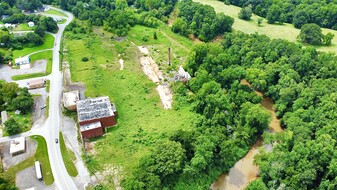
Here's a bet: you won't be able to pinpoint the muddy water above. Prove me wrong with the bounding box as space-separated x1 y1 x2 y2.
210 80 283 190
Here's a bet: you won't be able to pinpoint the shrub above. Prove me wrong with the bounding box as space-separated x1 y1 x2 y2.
82 57 89 62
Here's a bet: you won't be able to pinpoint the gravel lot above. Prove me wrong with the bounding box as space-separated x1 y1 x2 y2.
16 166 55 190
1 138 37 170
0 60 47 82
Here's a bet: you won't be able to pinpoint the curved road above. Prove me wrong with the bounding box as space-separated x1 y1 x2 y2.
44 6 77 190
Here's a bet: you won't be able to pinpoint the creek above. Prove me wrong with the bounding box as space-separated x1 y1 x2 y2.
210 80 284 190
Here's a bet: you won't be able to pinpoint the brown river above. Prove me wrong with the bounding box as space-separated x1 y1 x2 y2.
210 80 284 190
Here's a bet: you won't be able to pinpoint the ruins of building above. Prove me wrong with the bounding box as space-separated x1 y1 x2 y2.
63 90 79 111
10 137 26 156
77 96 117 138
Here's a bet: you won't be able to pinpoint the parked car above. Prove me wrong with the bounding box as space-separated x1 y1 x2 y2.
55 139 58 143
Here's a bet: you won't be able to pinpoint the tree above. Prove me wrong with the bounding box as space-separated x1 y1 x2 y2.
266 4 281 24
257 18 263 26
298 23 323 45
293 10 309 29
4 118 21 135
323 32 335 46
116 0 128 10
246 179 268 190
238 5 252 20
11 95 33 114
172 18 188 37
26 32 43 46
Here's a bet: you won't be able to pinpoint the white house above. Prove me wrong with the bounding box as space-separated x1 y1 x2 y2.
15 56 31 69
28 21 35 27
4 23 16 28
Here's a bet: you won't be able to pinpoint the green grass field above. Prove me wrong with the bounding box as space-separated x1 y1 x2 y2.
64 25 197 179
13 24 35 31
13 34 54 59
0 136 54 186
59 132 78 177
44 9 68 17
194 0 337 54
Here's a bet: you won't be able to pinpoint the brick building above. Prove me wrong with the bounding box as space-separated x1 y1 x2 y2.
77 96 117 138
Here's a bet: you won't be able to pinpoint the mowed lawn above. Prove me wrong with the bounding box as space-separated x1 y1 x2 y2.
64 27 197 175
194 0 337 54
44 9 68 17
13 33 54 59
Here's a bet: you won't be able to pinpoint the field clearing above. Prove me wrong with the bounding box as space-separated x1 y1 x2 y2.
194 0 337 54
13 34 54 59
64 26 197 180
44 9 68 17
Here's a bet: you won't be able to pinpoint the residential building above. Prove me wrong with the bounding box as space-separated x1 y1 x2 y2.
14 56 31 69
28 21 35 27
28 78 45 89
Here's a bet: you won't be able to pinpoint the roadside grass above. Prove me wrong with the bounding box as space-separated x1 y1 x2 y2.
13 33 54 59
59 132 78 177
58 19 67 24
44 9 68 17
0 136 54 186
194 0 337 54
32 135 54 185
46 80 50 92
12 73 45 80
2 112 32 136
11 50 53 80
64 26 197 177
45 96 49 117
13 24 35 31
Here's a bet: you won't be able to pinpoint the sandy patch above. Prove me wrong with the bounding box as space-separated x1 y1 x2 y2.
138 46 172 109
157 84 172 109
119 59 124 70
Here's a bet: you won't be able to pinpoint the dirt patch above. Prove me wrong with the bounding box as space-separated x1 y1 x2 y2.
189 34 203 44
1 138 37 170
137 46 172 109
92 165 123 190
63 61 86 100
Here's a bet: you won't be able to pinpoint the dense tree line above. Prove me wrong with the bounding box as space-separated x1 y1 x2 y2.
224 0 337 29
172 0 234 42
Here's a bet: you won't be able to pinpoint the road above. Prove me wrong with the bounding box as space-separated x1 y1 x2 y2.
44 6 77 190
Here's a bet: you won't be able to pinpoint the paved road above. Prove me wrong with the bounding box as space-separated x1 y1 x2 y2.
45 6 77 190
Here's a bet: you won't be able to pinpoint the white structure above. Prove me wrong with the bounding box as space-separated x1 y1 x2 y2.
9 137 26 156
28 21 35 27
63 90 79 111
4 23 15 28
35 161 43 180
15 56 31 69
1 111 8 124
178 66 191 81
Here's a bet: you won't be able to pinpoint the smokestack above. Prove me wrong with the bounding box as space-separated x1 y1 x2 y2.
168 47 171 66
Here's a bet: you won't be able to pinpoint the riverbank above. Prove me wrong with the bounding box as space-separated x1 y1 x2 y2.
211 80 284 190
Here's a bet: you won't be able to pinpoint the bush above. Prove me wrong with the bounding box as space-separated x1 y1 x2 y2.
82 57 89 62
4 118 21 136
